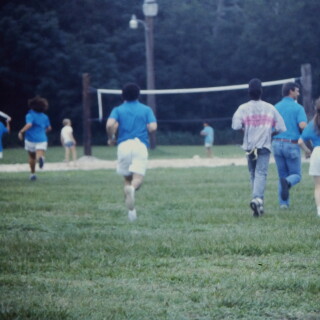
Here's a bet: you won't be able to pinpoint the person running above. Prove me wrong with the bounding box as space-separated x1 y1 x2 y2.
18 96 52 180
298 97 320 217
200 121 214 157
0 116 11 159
272 82 307 209
232 78 286 217
61 118 77 165
106 83 157 221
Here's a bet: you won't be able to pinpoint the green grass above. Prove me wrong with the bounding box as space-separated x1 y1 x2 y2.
0 145 244 164
0 147 320 319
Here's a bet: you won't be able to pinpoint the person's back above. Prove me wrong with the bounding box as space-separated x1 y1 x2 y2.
25 109 50 142
272 82 307 209
106 83 157 221
232 78 286 217
274 97 306 140
113 100 153 147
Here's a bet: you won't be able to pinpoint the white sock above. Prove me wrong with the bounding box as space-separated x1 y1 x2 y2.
128 209 137 222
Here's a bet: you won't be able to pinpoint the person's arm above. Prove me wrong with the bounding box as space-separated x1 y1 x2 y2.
298 121 307 132
231 108 243 131
18 123 32 141
147 122 157 133
5 118 11 133
200 129 207 136
106 118 118 145
71 132 76 145
298 137 312 158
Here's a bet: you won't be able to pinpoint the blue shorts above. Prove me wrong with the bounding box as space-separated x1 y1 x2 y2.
64 141 75 148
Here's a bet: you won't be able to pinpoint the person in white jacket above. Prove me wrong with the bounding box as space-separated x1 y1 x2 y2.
232 78 286 217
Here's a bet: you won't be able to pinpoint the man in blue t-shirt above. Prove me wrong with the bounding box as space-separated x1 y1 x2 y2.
106 83 157 221
200 121 214 157
272 82 307 209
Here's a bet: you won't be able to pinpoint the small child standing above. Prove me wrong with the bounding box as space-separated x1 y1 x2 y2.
200 121 214 158
61 118 77 164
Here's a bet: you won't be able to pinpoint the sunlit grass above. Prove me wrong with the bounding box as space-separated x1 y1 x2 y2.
0 150 319 319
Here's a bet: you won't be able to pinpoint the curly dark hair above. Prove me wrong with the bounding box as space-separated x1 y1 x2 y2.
122 83 140 101
28 96 49 112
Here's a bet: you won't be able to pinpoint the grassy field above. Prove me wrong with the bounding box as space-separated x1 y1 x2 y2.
0 146 319 319
0 145 244 164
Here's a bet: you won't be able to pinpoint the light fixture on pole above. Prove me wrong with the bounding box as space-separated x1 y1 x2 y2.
129 0 158 149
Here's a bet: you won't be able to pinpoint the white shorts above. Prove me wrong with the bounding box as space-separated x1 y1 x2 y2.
309 146 320 176
205 142 213 148
25 140 48 153
117 138 148 176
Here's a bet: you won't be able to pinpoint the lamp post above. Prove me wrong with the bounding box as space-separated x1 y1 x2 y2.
129 0 158 149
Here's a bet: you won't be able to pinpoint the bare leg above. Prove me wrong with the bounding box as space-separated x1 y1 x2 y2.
206 147 212 158
314 176 320 216
71 146 77 162
28 151 36 174
64 147 70 162
124 173 144 221
36 149 45 161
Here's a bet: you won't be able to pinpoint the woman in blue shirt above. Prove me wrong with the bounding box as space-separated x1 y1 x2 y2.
18 96 52 180
298 97 320 217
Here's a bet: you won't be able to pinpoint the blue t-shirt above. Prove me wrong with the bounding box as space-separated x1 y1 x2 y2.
273 97 307 140
108 100 157 147
0 122 8 152
201 126 214 144
25 110 51 143
300 120 320 147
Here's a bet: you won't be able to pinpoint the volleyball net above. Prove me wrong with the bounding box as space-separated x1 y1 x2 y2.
96 77 298 121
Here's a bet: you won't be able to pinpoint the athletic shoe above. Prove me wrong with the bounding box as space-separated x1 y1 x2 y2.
280 204 289 209
280 178 289 201
128 209 137 222
124 185 135 211
39 157 45 169
250 198 263 217
29 174 37 181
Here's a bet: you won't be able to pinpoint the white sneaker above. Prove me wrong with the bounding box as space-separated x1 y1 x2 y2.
124 185 135 210
250 198 263 217
128 209 137 222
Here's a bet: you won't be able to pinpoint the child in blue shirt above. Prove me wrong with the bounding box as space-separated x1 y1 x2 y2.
200 121 214 158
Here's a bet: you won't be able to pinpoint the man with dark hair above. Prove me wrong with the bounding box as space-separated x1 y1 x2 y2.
106 83 157 221
232 79 286 217
272 82 307 209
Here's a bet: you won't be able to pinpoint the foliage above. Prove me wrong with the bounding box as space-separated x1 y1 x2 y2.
0 0 320 143
1 161 320 319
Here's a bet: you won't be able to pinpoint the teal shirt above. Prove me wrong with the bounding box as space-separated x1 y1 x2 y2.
300 120 320 147
108 100 156 148
273 97 307 140
201 126 214 144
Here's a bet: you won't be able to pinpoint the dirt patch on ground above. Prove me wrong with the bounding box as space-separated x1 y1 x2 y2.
0 156 252 172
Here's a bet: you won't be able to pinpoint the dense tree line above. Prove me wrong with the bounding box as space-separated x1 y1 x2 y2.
0 0 319 145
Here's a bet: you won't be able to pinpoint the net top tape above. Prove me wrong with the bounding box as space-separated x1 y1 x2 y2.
97 78 297 95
